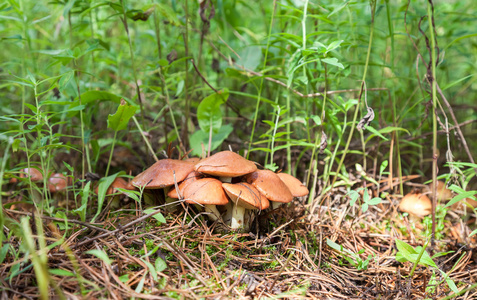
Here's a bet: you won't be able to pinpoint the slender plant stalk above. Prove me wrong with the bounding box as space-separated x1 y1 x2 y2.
120 0 146 128
427 1 438 243
247 0 276 159
182 0 190 149
132 116 159 162
329 1 376 191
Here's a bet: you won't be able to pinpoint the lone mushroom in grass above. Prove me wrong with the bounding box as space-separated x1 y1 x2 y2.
245 170 293 209
222 182 269 230
48 173 69 193
182 178 229 221
399 190 432 217
194 151 257 182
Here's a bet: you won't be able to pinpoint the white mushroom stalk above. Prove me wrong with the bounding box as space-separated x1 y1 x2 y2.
222 182 269 231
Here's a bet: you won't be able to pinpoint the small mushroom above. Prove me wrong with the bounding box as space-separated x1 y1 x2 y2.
10 167 44 183
222 182 269 230
48 173 69 193
399 191 432 217
194 151 257 182
183 178 229 221
245 170 293 209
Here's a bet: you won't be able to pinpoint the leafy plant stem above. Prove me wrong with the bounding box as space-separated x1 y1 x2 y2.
182 0 190 147
157 67 184 156
270 106 281 165
120 0 146 129
247 0 276 159
428 0 438 243
408 239 430 278
74 67 90 179
329 1 375 191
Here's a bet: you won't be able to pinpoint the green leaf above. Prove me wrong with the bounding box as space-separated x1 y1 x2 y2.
142 259 158 282
155 257 167 273
445 191 476 208
91 174 118 222
49 268 75 277
321 57 344 69
86 250 112 265
143 209 166 224
107 100 137 132
366 197 382 206
197 90 229 133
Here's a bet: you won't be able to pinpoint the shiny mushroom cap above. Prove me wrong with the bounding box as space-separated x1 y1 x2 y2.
183 178 229 205
194 151 257 177
222 182 269 210
185 157 201 164
167 171 203 199
399 191 432 217
425 181 453 202
131 159 195 189
244 170 293 203
277 173 309 197
48 173 69 192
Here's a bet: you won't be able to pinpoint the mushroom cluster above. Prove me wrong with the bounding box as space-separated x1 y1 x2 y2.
131 151 310 230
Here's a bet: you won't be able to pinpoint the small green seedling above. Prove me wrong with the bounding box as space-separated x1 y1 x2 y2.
348 187 382 213
327 239 374 271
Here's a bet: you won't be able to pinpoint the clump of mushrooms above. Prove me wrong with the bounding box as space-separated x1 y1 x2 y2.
128 151 309 231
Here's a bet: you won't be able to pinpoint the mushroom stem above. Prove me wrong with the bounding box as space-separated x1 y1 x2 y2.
219 176 232 183
271 201 282 210
230 205 246 229
204 205 221 221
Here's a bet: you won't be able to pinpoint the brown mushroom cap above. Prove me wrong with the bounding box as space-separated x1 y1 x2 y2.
131 159 195 189
222 182 269 210
48 173 69 192
194 151 257 177
167 171 202 199
185 157 201 164
399 192 432 217
244 170 293 203
183 178 229 205
277 173 309 197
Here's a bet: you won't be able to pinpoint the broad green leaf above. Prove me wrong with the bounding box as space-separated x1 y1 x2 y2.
197 90 229 133
107 100 136 131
